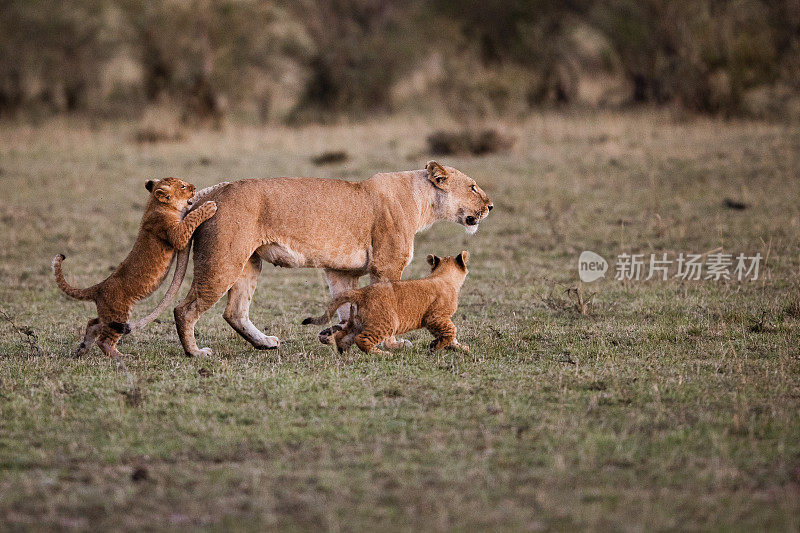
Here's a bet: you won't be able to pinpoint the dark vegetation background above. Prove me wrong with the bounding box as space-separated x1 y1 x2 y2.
3 0 800 125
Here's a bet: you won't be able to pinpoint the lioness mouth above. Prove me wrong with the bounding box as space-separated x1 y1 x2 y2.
462 214 481 234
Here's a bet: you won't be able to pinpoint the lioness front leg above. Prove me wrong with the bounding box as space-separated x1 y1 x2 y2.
369 265 412 350
320 269 359 344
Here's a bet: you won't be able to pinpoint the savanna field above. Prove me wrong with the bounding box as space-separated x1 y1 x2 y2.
1 111 799 530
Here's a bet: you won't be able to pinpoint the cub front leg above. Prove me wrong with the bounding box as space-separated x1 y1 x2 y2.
166 201 217 250
426 318 468 353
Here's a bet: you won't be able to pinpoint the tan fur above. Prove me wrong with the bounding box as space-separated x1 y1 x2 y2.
303 252 471 355
52 178 217 360
167 161 492 357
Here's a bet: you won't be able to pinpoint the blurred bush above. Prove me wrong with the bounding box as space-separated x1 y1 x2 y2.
1 0 799 122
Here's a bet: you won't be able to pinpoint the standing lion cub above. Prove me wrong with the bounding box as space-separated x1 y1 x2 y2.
303 251 471 355
52 177 217 360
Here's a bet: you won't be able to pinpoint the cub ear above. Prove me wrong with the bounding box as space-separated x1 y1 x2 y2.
426 254 441 270
145 180 156 192
426 160 450 189
154 187 171 203
456 250 469 269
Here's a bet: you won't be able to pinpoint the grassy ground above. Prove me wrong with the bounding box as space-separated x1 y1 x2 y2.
1 110 799 530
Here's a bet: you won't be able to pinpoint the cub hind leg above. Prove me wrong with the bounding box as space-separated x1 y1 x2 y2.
74 317 102 357
354 324 393 357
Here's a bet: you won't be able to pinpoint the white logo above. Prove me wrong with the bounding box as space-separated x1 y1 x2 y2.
578 251 608 282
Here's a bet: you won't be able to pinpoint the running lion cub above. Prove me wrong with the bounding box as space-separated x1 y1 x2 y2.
303 251 471 355
52 177 217 360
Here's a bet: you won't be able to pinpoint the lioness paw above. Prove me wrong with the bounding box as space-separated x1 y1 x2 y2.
186 347 213 358
255 335 280 350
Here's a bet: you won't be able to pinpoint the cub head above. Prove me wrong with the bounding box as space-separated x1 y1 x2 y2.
426 250 470 279
145 177 196 211
426 161 493 234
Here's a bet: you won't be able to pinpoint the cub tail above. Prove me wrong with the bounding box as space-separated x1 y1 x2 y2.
52 254 97 301
302 290 361 325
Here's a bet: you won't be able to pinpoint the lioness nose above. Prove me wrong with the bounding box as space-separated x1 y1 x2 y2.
488 204 493 211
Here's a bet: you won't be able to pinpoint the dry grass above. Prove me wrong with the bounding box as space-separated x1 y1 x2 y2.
1 110 799 530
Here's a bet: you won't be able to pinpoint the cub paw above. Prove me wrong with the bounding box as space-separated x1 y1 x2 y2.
449 342 470 354
318 324 343 345
73 342 91 358
383 337 412 350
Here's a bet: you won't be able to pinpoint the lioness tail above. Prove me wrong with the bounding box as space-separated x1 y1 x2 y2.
302 291 361 325
52 254 97 301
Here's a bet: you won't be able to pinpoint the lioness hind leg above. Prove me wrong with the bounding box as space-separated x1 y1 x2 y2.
223 254 279 350
175 288 224 358
74 318 102 357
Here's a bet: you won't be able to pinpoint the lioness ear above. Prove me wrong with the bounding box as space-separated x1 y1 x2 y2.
426 254 441 270
154 187 171 203
426 160 450 189
145 180 156 192
456 250 469 269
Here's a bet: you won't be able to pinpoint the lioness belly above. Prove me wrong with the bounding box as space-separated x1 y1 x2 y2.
256 241 369 271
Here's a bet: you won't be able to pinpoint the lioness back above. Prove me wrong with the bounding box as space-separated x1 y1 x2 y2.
190 177 376 272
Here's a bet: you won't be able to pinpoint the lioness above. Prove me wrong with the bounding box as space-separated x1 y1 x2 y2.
302 251 471 356
171 161 492 357
52 178 217 359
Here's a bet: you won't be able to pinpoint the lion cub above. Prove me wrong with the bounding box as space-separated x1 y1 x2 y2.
52 177 217 360
303 251 471 355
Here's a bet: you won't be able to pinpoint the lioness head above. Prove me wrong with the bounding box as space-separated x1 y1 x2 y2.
145 177 197 211
426 161 493 234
